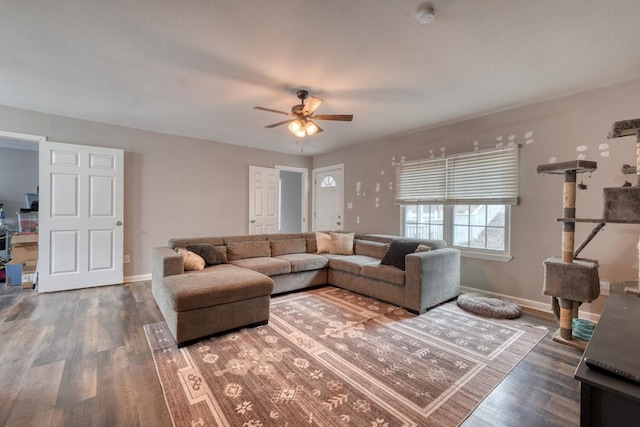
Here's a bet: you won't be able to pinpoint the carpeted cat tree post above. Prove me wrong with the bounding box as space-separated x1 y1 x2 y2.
537 160 600 351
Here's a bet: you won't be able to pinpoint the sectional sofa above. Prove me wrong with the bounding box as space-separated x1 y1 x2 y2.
151 232 460 345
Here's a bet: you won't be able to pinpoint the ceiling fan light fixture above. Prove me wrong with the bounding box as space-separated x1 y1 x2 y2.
288 119 303 133
294 128 306 138
305 120 318 136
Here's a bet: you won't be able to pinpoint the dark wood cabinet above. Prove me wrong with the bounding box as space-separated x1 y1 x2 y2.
574 293 640 426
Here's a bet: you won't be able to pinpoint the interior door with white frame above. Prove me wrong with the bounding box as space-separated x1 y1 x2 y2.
276 165 308 233
248 165 279 234
38 141 124 292
313 164 344 231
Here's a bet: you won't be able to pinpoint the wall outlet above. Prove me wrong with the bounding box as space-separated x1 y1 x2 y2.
123 254 130 264
600 281 610 296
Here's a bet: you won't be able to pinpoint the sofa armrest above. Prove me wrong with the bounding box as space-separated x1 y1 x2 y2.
404 248 460 314
152 246 183 280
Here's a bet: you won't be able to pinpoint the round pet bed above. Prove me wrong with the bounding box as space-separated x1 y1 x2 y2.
457 293 521 319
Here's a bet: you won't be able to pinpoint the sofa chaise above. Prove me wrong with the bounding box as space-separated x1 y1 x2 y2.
152 232 460 346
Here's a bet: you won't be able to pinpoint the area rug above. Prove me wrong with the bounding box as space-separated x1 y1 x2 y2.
144 287 546 427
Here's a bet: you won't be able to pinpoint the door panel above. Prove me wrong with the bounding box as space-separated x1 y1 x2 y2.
249 166 279 234
313 166 344 231
39 141 124 292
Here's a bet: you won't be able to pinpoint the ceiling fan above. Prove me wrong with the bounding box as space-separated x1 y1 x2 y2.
254 89 353 137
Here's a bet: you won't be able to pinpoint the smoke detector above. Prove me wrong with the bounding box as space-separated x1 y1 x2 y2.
417 7 435 24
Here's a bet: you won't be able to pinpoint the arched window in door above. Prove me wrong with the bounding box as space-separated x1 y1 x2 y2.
320 175 337 188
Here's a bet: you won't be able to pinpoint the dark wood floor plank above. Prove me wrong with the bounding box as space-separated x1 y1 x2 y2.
95 346 141 426
3 360 65 426
0 282 582 426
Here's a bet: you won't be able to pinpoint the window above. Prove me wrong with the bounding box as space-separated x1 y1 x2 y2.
403 204 510 258
319 175 336 188
397 146 518 261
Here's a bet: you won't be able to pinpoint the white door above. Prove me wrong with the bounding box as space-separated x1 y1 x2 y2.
38 141 124 292
248 166 279 234
313 165 343 231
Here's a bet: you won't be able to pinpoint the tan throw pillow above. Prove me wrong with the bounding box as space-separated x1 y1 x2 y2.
316 231 332 253
329 232 355 255
176 248 205 271
416 244 432 252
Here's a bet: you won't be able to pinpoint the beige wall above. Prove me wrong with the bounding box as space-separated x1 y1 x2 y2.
0 105 312 277
2 78 639 316
314 78 640 316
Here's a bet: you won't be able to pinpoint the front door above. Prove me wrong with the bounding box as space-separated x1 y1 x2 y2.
313 165 343 231
38 141 124 292
248 166 279 234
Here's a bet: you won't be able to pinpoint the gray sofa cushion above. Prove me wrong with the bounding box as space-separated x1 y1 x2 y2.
355 240 389 259
227 240 271 260
275 253 329 272
163 264 274 312
360 262 405 285
265 233 303 241
270 238 307 256
328 255 380 275
169 236 224 249
230 257 291 276
222 234 267 244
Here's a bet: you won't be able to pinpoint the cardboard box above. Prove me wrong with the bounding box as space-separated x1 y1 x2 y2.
5 260 37 288
21 270 36 289
11 234 38 263
6 262 22 286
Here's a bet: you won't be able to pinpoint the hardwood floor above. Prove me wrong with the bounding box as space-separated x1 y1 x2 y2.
0 282 582 426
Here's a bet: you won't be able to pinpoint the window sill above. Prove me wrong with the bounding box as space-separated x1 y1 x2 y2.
459 250 513 262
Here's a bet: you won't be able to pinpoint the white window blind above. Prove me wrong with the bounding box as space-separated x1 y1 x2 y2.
395 158 447 203
396 146 520 205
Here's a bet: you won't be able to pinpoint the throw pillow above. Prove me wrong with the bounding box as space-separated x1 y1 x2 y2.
176 248 206 271
380 240 420 271
329 232 355 255
316 232 331 253
415 244 432 252
215 245 229 263
186 243 227 265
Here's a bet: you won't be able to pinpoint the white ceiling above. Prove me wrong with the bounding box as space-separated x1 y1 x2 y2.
1 1 640 156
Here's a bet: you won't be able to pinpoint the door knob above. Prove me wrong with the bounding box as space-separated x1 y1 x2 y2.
250 220 256 223
116 221 123 226
336 221 341 225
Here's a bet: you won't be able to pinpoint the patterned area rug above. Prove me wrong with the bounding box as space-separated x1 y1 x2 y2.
145 287 546 427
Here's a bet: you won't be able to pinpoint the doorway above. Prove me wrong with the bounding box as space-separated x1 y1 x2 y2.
248 165 308 234
312 164 344 231
277 165 308 233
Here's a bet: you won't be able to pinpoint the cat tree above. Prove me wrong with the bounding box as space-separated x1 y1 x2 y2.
537 117 640 350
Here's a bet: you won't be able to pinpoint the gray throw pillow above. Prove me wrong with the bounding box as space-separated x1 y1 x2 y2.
380 240 420 271
186 243 228 266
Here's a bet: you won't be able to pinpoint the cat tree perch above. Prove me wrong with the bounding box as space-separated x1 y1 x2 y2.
537 117 640 350
608 118 640 295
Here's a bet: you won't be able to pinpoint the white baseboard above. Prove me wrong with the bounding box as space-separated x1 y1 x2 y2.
123 273 151 284
460 286 601 322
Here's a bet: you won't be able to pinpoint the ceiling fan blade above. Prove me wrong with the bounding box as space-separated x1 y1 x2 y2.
254 106 292 115
302 96 323 115
312 114 354 121
265 119 294 128
315 124 324 134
